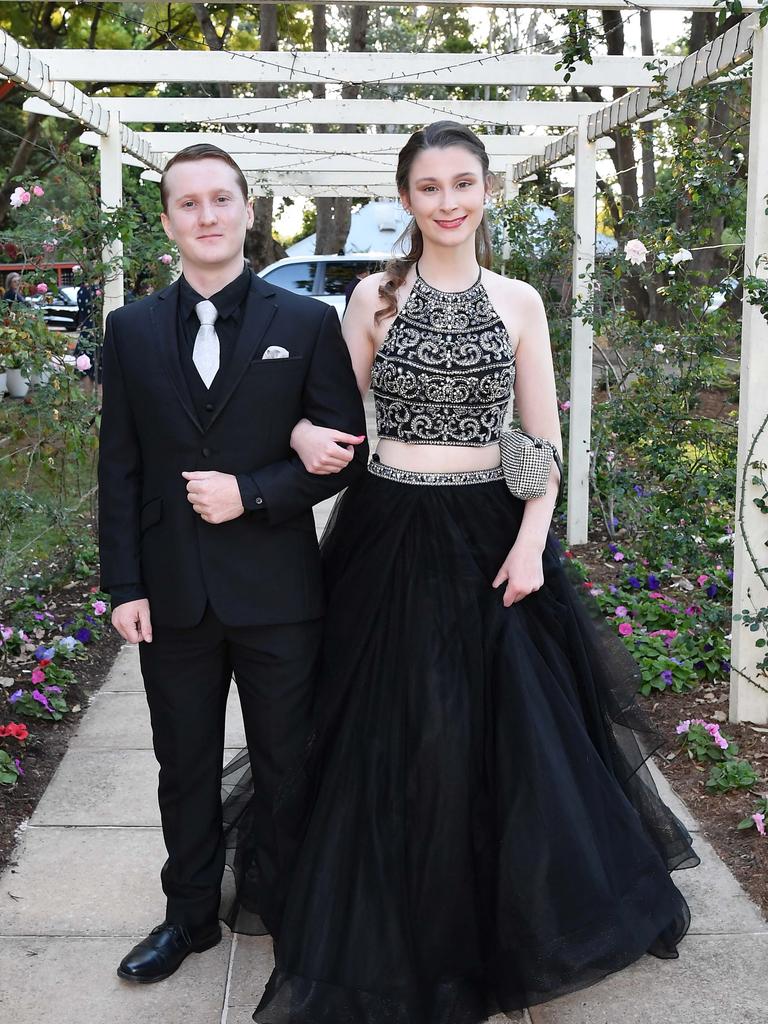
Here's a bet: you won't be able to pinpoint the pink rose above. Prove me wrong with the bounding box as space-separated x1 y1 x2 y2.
624 239 649 266
33 185 45 197
559 400 571 412
35 282 48 294
75 354 92 372
618 622 634 637
21 190 31 205
159 253 173 265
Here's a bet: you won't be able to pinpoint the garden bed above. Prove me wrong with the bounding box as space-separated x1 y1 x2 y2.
0 575 122 875
571 538 768 919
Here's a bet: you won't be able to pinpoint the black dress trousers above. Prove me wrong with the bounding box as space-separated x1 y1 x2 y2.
139 606 322 936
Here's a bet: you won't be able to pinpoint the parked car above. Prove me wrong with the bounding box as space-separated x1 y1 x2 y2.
257 253 390 313
37 285 80 332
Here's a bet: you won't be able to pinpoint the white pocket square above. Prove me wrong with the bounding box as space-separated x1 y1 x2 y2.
262 345 290 359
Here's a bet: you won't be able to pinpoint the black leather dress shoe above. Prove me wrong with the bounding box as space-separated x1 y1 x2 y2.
117 921 222 983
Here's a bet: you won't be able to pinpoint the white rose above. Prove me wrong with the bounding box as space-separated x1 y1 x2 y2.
624 239 649 266
670 248 693 266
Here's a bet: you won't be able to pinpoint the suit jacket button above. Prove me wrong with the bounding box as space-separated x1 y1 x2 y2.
205 403 214 412
202 447 211 457
255 497 263 505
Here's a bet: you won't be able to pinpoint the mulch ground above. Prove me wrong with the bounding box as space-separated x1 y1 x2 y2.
0 579 123 876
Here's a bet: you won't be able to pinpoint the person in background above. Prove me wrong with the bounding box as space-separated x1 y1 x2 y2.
3 272 26 304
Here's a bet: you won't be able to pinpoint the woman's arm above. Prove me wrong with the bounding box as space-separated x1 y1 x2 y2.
290 275 381 473
493 282 563 605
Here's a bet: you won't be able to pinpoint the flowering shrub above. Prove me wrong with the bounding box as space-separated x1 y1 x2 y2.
676 718 760 794
1 588 110 782
738 796 768 837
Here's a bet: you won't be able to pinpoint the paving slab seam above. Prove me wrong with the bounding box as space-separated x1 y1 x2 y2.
220 932 239 1024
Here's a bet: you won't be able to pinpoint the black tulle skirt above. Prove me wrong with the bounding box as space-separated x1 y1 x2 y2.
221 463 698 1024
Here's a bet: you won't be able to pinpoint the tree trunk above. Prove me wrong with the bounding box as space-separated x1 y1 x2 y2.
245 5 286 270
0 115 46 230
314 6 369 256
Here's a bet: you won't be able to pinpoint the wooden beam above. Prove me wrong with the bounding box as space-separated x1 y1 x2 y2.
0 29 163 170
730 23 768 724
79 129 614 159
23 96 608 128
508 13 758 179
30 50 660 88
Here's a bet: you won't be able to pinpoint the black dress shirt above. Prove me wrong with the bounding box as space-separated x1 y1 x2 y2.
110 265 265 611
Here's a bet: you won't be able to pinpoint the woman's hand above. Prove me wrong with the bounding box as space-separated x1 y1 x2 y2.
493 541 545 607
291 418 366 475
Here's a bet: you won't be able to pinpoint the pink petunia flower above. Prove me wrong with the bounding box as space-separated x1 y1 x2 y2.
75 354 92 372
615 605 629 617
697 574 709 586
93 600 107 615
676 720 691 735
613 552 625 562
30 667 46 685
618 622 634 637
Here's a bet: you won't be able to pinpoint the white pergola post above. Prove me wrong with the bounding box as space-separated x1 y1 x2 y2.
729 25 768 724
99 114 125 326
567 116 597 545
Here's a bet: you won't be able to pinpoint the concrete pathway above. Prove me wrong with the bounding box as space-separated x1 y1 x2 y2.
2 452 767 1021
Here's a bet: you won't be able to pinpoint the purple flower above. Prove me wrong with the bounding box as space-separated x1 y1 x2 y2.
660 669 674 686
74 627 92 644
721 660 731 673
85 614 95 624
633 484 645 497
33 612 45 621
32 688 53 712
14 758 24 776
609 585 618 594
726 569 733 582
44 685 62 694
647 574 660 591
8 689 22 703
706 583 718 599
608 543 618 554
628 576 642 589
611 516 619 528
35 645 56 662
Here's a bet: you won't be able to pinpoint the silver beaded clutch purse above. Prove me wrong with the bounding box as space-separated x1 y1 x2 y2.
499 428 564 506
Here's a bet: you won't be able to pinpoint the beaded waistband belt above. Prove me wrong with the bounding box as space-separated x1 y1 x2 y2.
368 458 504 487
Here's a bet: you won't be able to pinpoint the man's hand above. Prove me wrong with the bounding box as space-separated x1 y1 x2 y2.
112 599 153 644
182 470 245 524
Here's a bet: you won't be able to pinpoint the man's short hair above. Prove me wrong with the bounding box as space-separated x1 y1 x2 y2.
160 144 249 213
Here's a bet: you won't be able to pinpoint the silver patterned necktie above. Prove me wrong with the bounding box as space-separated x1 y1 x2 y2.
193 299 220 388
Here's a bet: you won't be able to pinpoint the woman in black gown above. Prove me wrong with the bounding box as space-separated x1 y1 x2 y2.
223 121 698 1023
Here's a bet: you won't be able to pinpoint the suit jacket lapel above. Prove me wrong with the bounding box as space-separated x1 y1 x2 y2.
206 271 278 430
151 280 204 433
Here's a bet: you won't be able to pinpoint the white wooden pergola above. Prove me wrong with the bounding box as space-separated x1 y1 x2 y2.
1 2 766 722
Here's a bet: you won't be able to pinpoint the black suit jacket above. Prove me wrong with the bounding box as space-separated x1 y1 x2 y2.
98 270 368 628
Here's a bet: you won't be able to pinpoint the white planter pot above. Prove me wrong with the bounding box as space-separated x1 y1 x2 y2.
0 371 7 397
6 368 29 398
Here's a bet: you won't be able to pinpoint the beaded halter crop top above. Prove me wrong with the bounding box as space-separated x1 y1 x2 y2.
371 266 516 447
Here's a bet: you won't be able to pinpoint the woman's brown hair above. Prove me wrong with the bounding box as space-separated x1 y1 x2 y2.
376 122 493 324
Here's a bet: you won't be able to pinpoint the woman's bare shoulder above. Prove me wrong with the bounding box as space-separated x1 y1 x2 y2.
482 269 543 308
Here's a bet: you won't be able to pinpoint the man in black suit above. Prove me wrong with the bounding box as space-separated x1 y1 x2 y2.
98 143 367 983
